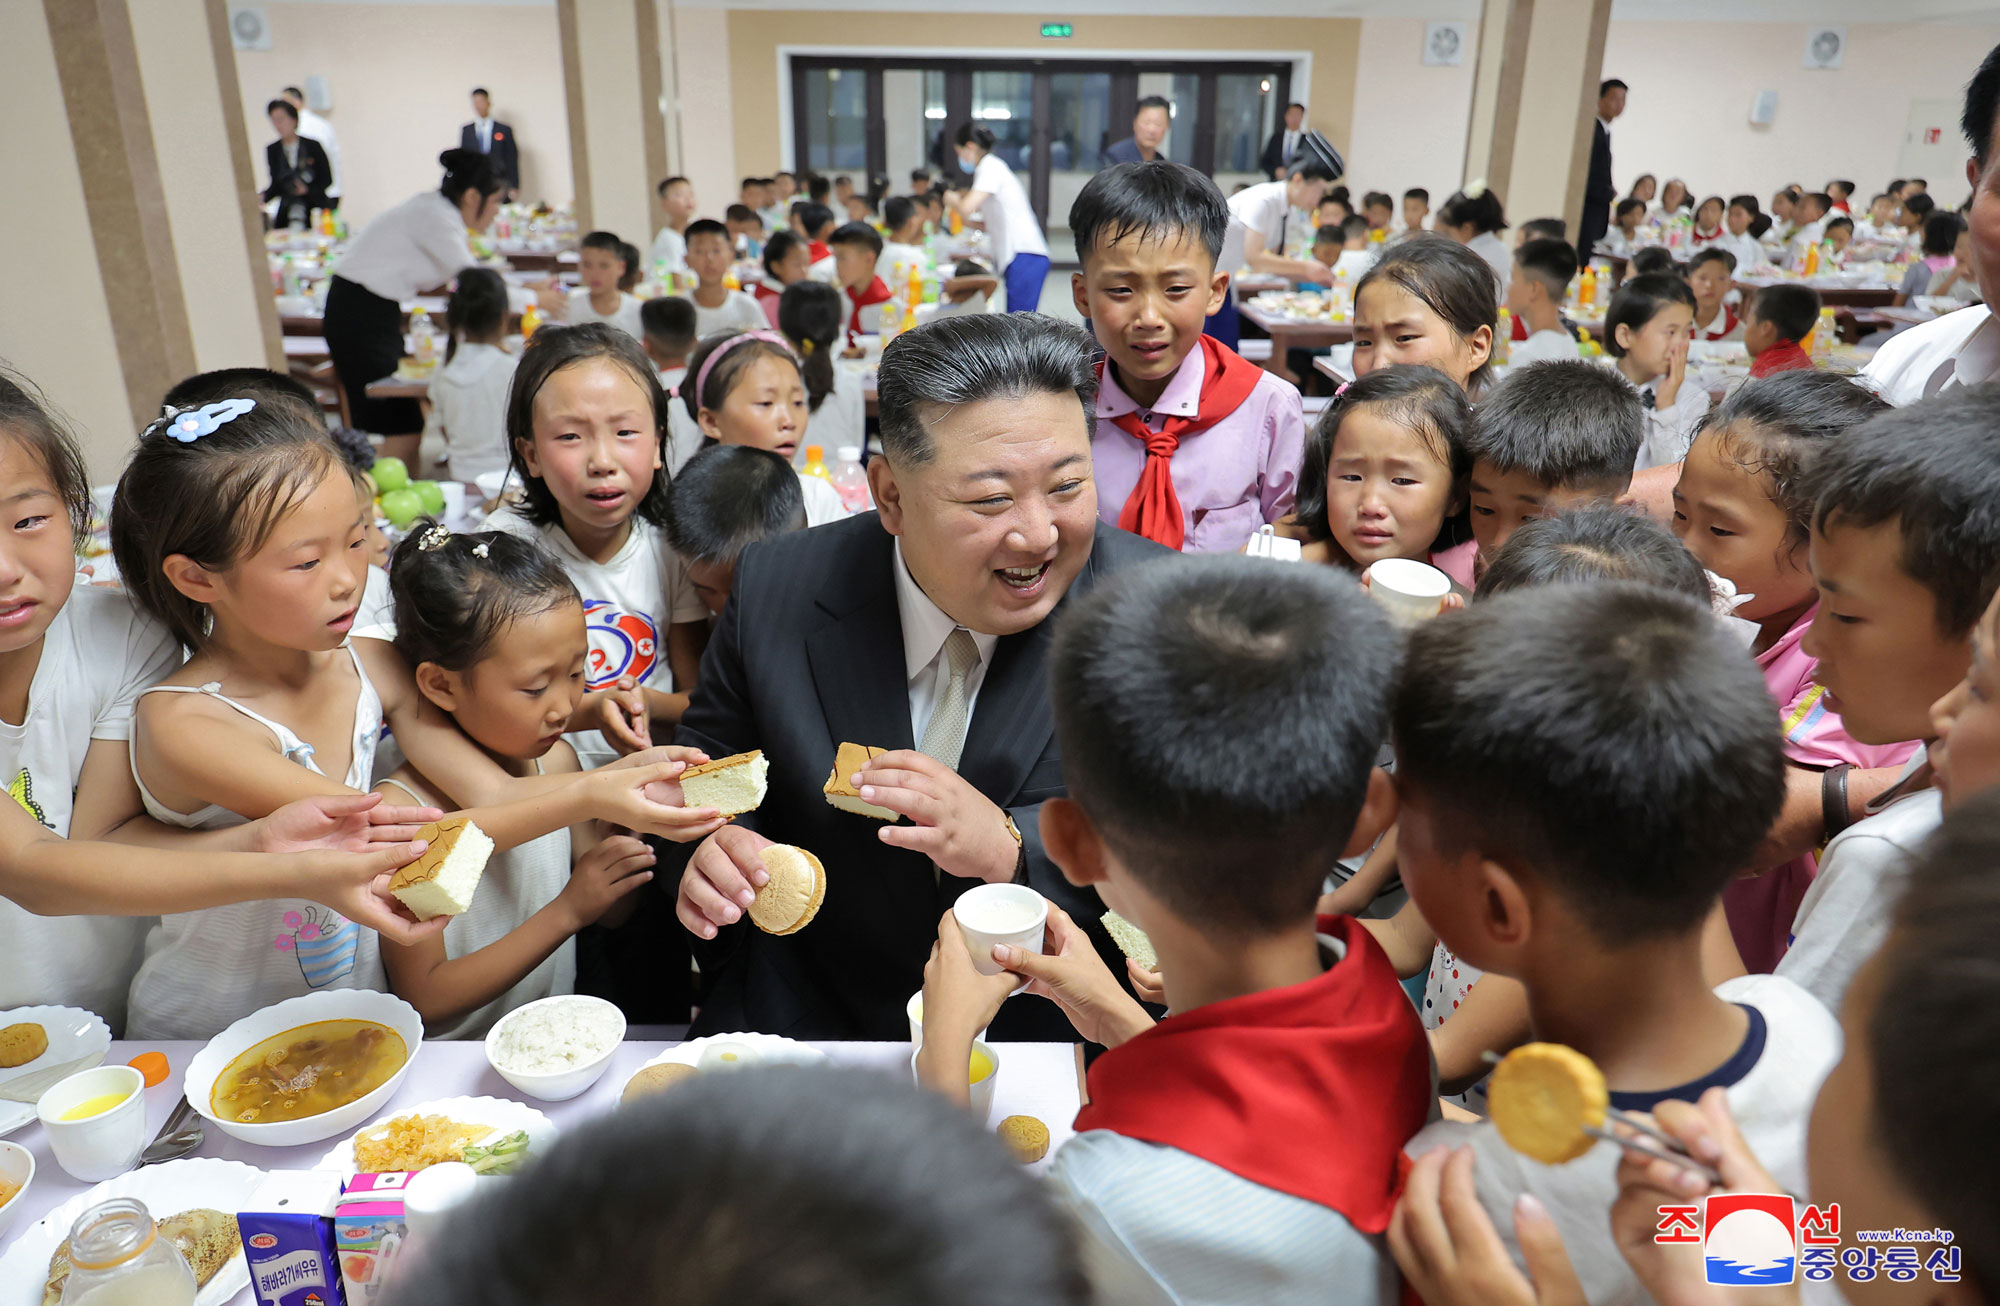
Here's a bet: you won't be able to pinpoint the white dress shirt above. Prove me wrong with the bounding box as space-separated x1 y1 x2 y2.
475 115 494 152
335 190 475 302
1279 128 1301 166
893 540 997 747
297 106 341 199
1860 304 2000 404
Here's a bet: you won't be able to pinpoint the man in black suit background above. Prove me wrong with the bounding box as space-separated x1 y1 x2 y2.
670 314 1174 1042
1259 102 1307 180
263 99 332 229
461 88 520 198
1580 78 1626 261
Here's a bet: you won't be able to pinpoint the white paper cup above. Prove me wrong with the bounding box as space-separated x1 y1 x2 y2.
439 480 468 526
909 1039 1001 1125
1367 558 1452 626
907 990 990 1050
36 1066 147 1182
953 884 1048 977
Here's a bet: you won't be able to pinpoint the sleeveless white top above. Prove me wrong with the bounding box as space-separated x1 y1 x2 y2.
124 645 386 1039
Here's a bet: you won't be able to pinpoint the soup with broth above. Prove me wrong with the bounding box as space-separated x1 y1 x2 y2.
210 1020 405 1124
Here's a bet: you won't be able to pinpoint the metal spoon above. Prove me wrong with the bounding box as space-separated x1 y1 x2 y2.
138 1096 204 1167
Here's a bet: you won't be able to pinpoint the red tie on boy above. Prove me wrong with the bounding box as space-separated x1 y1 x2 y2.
1101 335 1264 551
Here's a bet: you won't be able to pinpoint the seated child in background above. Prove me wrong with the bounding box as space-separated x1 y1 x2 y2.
680 329 846 525
1743 283 1820 377
639 297 703 474
877 196 927 283
424 266 518 489
1350 237 1497 394
1394 581 1839 1305
832 175 853 206
1824 214 1855 262
1626 245 1678 278
1066 161 1304 553
562 230 644 340
1464 360 1642 571
683 219 766 338
723 204 764 261
1776 386 2000 1011
1605 271 1706 465
1716 194 1766 271
1929 219 1982 305
1513 216 1564 248
663 444 808 617
1686 246 1740 341
1309 225 1342 284
919 189 945 237
1317 191 1353 230
1855 190 1898 242
1690 194 1725 244
827 221 891 351
917 556 1427 1306
843 194 874 226
935 259 998 318
649 175 695 272
1361 191 1394 234
1826 178 1854 212
1896 211 1969 304
804 172 832 205
753 230 810 329
793 202 839 282
1287 364 1475 589
1597 199 1646 257
909 169 932 196
776 282 864 457
1399 187 1430 237
1506 239 1582 365
1330 215 1377 279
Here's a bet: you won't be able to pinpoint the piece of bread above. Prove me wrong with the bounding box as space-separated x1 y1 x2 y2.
680 750 769 818
1488 1042 1608 1165
822 742 899 821
997 1115 1050 1163
388 817 493 920
1099 911 1157 972
622 1062 700 1105
750 844 826 935
0 1021 48 1069
158 1209 242 1288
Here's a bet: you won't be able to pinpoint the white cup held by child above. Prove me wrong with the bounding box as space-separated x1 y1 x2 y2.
1366 558 1451 626
952 884 1048 977
36 1065 147 1182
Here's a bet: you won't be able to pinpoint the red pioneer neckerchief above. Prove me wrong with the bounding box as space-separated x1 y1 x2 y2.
1072 913 1432 1233
1099 334 1265 551
845 276 892 345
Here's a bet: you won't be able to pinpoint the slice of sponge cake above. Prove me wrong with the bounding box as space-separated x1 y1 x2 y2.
678 750 769 817
389 817 493 920
822 742 899 821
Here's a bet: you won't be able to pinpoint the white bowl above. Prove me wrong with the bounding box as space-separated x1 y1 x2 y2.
0 1140 33 1240
483 995 625 1102
184 990 424 1148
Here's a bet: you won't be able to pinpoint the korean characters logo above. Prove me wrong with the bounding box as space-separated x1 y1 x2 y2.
1657 1196 1960 1286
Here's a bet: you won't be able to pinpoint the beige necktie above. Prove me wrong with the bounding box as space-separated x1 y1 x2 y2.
919 628 980 771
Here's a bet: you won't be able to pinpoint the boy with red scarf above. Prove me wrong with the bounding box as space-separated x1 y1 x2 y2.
1746 283 1821 378
917 557 1430 1306
1069 162 1305 554
829 221 893 353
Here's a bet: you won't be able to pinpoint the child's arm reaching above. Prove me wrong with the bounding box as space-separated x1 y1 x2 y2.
1430 975 1532 1097
1321 824 1401 918
1752 763 1904 867
913 909 1032 1108
1359 896 1437 978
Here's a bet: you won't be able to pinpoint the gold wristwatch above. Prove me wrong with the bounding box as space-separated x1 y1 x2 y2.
1003 812 1026 882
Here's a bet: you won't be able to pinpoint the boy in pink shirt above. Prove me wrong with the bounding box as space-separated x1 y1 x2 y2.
1069 162 1303 554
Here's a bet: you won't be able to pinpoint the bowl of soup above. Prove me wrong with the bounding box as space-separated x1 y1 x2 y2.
184 990 424 1146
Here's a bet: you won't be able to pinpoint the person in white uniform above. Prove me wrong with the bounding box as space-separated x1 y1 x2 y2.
1209 138 1343 348
947 124 1050 313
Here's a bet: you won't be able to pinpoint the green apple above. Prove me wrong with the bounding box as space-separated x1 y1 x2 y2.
379 487 424 530
371 456 410 494
412 479 445 514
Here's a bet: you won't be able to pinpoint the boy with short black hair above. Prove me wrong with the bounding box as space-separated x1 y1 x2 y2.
1399 187 1430 238
1514 216 1565 247
1506 238 1581 364
791 202 839 281
827 220 891 350
563 229 645 339
1602 197 1646 256
1310 225 1342 281
909 168 932 196
805 172 831 204
1687 246 1740 340
1331 214 1376 278
918 556 1427 1306
877 196 927 282
1394 581 1839 1305
723 204 764 260
664 444 808 616
682 218 765 337
641 296 704 472
650 175 696 272
1066 160 1305 553
1361 190 1394 233
1745 283 1820 377
1464 360 1642 567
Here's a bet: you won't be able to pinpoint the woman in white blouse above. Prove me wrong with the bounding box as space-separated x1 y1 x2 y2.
946 124 1050 313
323 149 502 461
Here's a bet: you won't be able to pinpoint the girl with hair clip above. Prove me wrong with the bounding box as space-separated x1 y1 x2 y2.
1350 237 1498 396
110 391 724 1037
776 282 865 460
1433 183 1512 295
423 266 518 489
681 328 848 526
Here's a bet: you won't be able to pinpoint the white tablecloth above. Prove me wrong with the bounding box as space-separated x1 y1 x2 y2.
2 1038 1085 1296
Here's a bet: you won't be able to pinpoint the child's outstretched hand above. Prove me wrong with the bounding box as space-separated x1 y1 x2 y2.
297 849 450 946
1389 1145 1587 1306
249 790 446 856
994 905 1154 1049
582 760 724 842
574 676 650 755
914 909 1021 1105
556 834 657 931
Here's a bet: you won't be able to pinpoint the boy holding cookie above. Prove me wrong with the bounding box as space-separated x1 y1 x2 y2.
917 557 1429 1306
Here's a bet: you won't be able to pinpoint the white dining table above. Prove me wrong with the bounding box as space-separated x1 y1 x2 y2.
2 1036 1087 1299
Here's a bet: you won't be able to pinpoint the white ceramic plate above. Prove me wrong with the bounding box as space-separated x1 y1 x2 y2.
314 1095 557 1177
0 1007 111 1137
620 1032 828 1097
0 1157 264 1306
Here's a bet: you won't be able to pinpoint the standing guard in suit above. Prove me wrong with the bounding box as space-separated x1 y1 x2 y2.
461 87 520 198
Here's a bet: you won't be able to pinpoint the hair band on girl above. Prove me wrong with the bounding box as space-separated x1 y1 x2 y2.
691 329 799 409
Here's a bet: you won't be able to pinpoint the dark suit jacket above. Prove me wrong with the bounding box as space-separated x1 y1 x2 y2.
1101 137 1147 168
1260 127 1301 177
1586 120 1614 204
461 119 520 192
264 137 332 228
670 513 1176 1042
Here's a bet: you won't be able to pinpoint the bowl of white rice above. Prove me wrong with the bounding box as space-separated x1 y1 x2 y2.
484 995 626 1102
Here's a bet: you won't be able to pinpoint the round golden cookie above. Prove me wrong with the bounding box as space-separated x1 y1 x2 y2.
997 1114 1050 1164
622 1062 700 1105
750 845 826 936
0 1022 48 1069
1488 1042 1608 1165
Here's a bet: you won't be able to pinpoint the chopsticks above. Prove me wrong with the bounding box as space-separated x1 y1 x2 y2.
1478 1050 1725 1186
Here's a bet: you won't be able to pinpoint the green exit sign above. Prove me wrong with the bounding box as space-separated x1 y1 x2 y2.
1040 22 1072 37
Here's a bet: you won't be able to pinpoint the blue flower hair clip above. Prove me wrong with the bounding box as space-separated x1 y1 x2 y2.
150 398 257 443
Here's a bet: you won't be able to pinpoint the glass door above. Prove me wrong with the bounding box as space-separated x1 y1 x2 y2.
798 66 870 174
1046 71 1113 255
1212 72 1280 193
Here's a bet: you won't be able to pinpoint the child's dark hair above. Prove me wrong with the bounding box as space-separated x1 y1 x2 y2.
164 368 322 427
1395 582 1785 943
1362 191 1393 213
1627 246 1680 279
1687 246 1737 276
1604 272 1695 358
681 329 802 429
1626 174 1657 202
618 242 642 292
1313 224 1343 250
1339 214 1369 244
794 203 835 240
777 282 843 413
664 445 807 568
445 266 509 364
437 148 500 206
112 389 350 650
1355 236 1499 388
1804 384 2000 637
504 323 673 530
389 520 580 673
1694 195 1725 224
1404 187 1429 203
829 221 883 257
1824 215 1854 238
1066 160 1228 266
805 172 831 202
684 218 729 247
1054 556 1399 933
1438 187 1507 235
1904 192 1937 222
1513 239 1577 297
1922 210 1965 256
579 230 631 277
1519 217 1565 242
882 195 916 233
724 203 760 228
1615 198 1647 223
1702 370 1888 550
1468 360 1642 494
1477 505 1711 605
385 1065 1090 1306
1745 284 1820 345
0 367 92 547
762 230 804 276
639 296 696 358
1295 365 1470 548
1728 193 1760 216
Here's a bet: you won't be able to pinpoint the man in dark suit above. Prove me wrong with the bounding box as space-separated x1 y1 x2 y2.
1259 102 1307 180
671 313 1174 1042
1580 79 1626 261
263 99 332 228
461 87 519 197
1100 96 1172 168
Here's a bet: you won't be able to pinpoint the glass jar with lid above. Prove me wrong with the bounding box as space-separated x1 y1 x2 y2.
60 1197 197 1306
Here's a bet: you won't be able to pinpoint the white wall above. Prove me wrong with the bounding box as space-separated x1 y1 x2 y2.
671 4 739 210
1346 17 1476 210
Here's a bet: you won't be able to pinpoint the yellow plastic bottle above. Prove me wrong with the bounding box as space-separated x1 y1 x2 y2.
522 303 542 338
1494 307 1513 365
1578 266 1597 310
904 265 922 332
802 445 832 481
1804 242 1821 276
